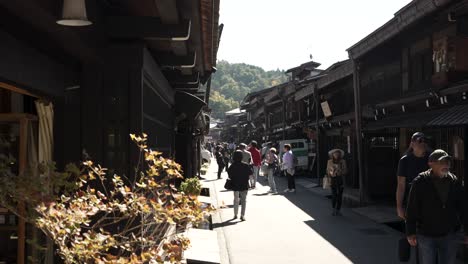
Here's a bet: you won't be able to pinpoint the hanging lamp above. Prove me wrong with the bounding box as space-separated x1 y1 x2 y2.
57 0 92 26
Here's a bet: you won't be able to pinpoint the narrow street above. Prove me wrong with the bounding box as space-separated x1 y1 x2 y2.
204 162 412 264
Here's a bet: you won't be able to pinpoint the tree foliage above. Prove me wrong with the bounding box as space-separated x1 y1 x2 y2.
210 60 288 119
0 134 211 264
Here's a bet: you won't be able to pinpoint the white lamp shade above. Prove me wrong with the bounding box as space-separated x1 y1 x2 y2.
57 0 92 26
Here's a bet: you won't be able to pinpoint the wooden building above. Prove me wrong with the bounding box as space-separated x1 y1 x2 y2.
348 0 468 203
0 0 221 263
220 108 247 143
294 61 360 191
240 61 322 143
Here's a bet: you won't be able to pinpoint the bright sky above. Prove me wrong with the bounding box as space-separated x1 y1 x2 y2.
217 0 412 71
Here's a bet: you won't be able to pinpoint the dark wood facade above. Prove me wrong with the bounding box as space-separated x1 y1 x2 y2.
350 0 468 204
0 1 221 263
240 0 468 211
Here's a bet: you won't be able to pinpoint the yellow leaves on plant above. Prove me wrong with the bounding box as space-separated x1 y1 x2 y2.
16 133 209 264
135 182 147 188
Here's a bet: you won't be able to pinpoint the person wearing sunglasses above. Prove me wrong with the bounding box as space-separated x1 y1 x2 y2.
396 132 431 262
396 132 431 220
406 149 467 264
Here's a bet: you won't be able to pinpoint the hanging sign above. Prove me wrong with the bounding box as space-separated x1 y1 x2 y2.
321 101 333 118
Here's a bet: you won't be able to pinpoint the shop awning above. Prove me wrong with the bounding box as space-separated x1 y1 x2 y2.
175 91 206 119
364 109 446 131
427 104 468 126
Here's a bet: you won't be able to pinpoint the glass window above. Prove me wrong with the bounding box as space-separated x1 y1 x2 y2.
291 142 304 149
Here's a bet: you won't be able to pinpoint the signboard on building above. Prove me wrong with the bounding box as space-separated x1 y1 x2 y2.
321 101 332 118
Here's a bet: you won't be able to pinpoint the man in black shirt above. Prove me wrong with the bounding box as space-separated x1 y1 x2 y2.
396 132 430 220
406 149 468 264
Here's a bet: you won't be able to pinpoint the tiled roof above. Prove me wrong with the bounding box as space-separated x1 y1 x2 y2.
427 104 468 126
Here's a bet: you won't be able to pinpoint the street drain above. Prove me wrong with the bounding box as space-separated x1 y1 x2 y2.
357 228 388 236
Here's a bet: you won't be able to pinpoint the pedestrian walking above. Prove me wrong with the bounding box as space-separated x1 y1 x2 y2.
222 143 231 169
261 142 272 160
228 141 236 155
215 146 225 179
326 149 347 216
396 132 431 263
282 144 296 193
228 150 253 221
238 143 252 165
406 149 468 264
248 141 262 189
264 147 278 194
396 132 431 220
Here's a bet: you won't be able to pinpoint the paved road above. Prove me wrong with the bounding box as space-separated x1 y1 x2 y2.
205 163 413 264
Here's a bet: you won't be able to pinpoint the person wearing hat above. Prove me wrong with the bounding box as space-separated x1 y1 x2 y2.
406 149 468 264
264 147 278 194
326 148 347 216
396 132 431 220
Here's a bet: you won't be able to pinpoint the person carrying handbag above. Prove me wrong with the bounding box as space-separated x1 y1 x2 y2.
227 150 253 221
264 147 278 194
327 149 347 216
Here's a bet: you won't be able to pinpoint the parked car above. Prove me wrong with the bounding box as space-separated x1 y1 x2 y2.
278 139 314 171
201 147 211 164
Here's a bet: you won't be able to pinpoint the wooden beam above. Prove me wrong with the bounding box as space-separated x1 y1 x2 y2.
17 118 29 264
0 113 38 122
106 17 191 41
155 0 179 24
158 52 196 68
173 83 200 89
0 82 40 98
154 0 189 60
164 72 199 84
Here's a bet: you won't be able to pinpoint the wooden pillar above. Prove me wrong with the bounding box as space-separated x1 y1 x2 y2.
81 64 104 164
264 106 269 141
17 118 28 264
352 59 366 205
314 84 321 182
282 99 286 140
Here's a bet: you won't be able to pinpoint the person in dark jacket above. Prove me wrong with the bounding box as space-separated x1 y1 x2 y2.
406 149 468 264
215 146 225 179
228 150 253 221
397 132 431 220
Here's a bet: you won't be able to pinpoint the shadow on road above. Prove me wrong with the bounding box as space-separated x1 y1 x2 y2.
212 218 239 229
275 176 409 264
204 179 221 182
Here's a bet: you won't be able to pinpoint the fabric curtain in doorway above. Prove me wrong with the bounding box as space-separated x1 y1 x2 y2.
35 100 53 163
34 100 54 264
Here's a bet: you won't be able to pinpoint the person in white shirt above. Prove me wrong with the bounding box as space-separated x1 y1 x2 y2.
282 144 296 193
238 143 252 165
264 148 278 193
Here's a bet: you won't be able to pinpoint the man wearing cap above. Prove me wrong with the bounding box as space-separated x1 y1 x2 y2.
396 132 430 220
406 149 468 263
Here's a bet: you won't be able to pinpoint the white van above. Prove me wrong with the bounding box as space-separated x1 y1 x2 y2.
278 139 313 171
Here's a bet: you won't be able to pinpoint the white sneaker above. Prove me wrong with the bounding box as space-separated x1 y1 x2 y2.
291 189 296 192
284 189 291 193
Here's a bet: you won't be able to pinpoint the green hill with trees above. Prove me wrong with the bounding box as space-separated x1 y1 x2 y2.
210 60 288 119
